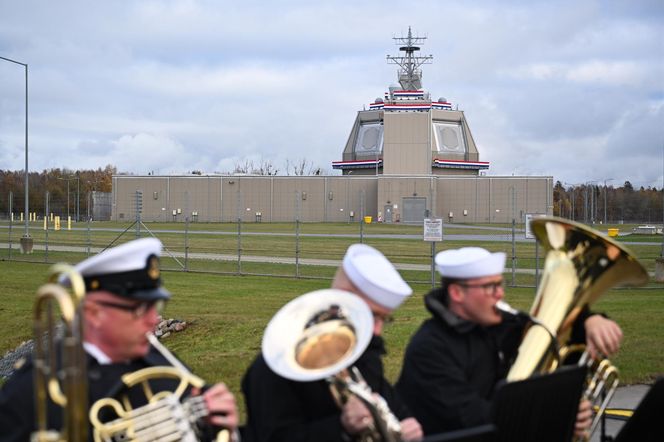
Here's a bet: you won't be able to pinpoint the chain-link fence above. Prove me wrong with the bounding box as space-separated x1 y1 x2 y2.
2 192 663 290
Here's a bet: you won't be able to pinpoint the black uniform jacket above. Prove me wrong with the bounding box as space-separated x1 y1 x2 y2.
395 289 590 436
0 344 218 442
241 335 411 442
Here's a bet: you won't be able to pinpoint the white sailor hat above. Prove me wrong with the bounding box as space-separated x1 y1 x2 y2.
435 247 506 279
75 237 171 301
342 244 412 310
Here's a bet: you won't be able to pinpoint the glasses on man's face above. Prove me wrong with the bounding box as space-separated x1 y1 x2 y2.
457 280 504 296
93 299 164 318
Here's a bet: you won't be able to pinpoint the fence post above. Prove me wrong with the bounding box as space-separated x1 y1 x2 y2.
185 214 190 272
86 215 91 257
431 242 436 288
237 216 242 276
135 190 142 238
511 219 516 287
359 189 364 244
295 191 301 278
8 191 13 260
184 191 190 272
44 191 49 263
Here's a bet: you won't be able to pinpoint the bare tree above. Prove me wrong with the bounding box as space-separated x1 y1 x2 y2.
232 158 279 175
285 158 316 176
254 159 279 176
233 159 254 174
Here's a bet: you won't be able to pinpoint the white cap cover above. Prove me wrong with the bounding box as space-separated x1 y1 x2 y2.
342 244 412 309
435 247 506 279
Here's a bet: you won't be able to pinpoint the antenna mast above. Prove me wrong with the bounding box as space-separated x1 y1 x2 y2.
386 27 433 90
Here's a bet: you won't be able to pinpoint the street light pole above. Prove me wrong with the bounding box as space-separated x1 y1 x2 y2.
0 56 30 252
76 171 80 222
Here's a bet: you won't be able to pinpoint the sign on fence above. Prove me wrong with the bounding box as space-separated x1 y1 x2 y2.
423 218 443 242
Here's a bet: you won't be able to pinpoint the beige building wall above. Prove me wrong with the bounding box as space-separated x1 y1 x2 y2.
434 176 554 223
112 175 551 224
383 112 431 175
114 176 379 223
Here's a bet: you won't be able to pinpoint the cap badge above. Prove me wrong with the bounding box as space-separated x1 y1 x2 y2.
147 256 160 280
90 279 100 290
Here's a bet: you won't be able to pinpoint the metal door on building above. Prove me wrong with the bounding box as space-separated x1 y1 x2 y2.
402 197 427 224
383 205 393 223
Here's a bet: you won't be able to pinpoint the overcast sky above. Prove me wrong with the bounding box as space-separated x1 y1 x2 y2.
1 0 663 188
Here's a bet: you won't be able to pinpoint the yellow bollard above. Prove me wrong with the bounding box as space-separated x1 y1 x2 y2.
50 213 54 222
20 213 23 222
43 218 47 230
55 216 61 231
10 213 14 222
67 216 71 230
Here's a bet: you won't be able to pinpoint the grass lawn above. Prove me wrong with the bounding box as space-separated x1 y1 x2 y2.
1 260 663 421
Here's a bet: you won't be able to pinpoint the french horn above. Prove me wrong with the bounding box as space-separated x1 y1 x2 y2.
262 289 402 442
88 332 230 442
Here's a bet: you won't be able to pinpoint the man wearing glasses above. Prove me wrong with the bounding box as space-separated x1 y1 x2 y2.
395 247 623 439
0 237 239 441
242 244 423 441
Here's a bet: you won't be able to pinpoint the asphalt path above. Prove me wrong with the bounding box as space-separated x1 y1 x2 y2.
590 384 652 441
0 224 658 245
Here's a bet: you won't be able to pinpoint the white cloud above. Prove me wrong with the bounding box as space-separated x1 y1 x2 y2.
0 0 662 188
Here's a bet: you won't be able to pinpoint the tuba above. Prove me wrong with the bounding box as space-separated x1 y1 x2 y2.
502 217 648 438
32 264 88 442
262 289 402 442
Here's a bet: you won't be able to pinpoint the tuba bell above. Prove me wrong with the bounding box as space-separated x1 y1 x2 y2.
503 217 648 439
262 289 402 442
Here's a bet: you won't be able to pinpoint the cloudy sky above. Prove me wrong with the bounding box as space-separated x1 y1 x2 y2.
1 0 663 188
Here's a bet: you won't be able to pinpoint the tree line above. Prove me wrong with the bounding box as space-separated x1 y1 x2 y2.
553 181 664 224
0 165 115 220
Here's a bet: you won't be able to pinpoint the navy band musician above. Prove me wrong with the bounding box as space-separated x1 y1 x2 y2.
242 244 423 442
396 247 623 439
0 237 239 442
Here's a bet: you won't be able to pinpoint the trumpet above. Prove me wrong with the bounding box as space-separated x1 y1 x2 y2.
262 289 402 442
